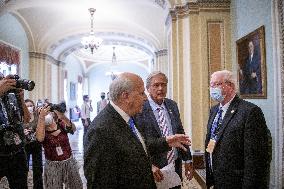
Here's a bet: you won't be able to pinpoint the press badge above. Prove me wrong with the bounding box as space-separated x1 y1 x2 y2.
56 146 64 156
206 139 216 154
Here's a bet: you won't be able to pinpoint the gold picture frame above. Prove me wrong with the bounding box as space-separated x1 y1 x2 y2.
236 25 267 99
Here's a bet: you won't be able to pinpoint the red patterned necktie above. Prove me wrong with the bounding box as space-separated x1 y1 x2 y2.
157 107 175 164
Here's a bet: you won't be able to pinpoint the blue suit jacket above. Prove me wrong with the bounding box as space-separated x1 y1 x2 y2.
135 98 192 178
241 53 262 94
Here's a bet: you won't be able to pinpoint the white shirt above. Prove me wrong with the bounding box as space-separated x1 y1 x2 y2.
110 101 148 155
219 94 236 119
81 102 92 119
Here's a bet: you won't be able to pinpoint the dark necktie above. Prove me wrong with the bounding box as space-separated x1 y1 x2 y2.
128 117 139 139
210 107 223 140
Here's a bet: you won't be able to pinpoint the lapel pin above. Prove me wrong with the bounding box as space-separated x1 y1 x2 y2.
231 110 235 114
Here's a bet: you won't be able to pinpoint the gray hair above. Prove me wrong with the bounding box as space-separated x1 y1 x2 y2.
146 71 168 89
212 70 237 90
109 75 135 102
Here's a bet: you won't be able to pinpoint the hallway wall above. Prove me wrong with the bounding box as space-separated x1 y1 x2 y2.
88 62 149 117
64 55 84 110
231 0 280 187
0 13 30 96
166 1 231 151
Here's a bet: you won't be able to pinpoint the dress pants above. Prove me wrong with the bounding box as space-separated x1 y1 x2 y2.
25 141 43 189
0 149 28 189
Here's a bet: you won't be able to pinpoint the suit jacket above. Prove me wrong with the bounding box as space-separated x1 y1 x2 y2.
205 96 272 189
135 98 192 179
84 104 156 189
241 53 261 94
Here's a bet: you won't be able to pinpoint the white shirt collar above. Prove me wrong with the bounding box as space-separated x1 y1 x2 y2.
110 100 130 123
147 95 166 111
219 94 236 113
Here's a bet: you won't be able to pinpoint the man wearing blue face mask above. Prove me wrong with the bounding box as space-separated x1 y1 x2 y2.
205 70 272 189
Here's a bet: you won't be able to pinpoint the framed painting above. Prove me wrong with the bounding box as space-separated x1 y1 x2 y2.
236 25 267 99
70 82 76 100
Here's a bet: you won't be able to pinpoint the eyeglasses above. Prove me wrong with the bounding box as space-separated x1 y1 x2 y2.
210 81 231 88
151 83 167 88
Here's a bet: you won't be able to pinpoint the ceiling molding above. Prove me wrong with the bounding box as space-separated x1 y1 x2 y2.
167 0 230 22
29 52 63 66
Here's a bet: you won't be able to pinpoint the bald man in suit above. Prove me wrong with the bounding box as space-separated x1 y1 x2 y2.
84 72 191 189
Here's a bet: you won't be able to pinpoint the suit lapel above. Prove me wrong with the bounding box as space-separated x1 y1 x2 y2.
215 96 239 145
107 104 146 151
144 101 163 137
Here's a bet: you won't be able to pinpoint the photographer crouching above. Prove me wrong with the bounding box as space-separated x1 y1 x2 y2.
0 74 33 189
36 102 83 189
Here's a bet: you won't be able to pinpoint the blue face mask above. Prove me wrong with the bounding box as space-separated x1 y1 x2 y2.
210 87 224 102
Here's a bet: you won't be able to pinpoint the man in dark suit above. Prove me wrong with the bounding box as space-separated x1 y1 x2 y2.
136 71 193 188
84 72 191 189
240 40 262 94
205 70 272 188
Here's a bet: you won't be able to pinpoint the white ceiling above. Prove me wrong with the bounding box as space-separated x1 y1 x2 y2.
0 0 171 67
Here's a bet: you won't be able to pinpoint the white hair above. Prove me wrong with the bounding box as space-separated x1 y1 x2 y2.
211 70 237 90
109 75 135 102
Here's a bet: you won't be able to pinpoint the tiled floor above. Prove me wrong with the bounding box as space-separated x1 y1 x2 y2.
0 121 201 189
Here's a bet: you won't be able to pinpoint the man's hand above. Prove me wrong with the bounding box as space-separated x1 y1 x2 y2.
152 164 164 182
184 162 194 181
251 72 257 78
166 134 191 151
0 77 16 96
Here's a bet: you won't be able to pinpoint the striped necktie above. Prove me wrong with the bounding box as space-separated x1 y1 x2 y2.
157 107 174 164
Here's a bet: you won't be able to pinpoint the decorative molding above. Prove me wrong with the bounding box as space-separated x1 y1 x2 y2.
0 0 9 9
155 49 168 57
167 0 230 23
154 0 166 9
58 39 154 61
29 52 64 66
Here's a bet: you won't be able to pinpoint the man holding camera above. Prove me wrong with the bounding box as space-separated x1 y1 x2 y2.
0 75 31 189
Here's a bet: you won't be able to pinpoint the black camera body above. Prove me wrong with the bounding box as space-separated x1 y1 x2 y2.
0 75 35 128
9 75 35 91
49 102 66 113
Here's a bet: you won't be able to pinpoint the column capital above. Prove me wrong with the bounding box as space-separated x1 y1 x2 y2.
155 49 168 57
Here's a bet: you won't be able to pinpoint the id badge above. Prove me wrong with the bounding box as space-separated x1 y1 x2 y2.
206 139 216 154
56 146 64 156
13 133 22 145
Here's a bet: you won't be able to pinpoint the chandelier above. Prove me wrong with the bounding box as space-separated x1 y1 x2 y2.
81 8 103 54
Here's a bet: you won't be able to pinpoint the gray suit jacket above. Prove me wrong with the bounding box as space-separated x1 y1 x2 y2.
205 96 272 188
135 98 192 179
84 104 157 189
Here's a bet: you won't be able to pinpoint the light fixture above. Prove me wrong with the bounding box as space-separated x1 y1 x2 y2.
81 8 103 54
106 46 120 80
